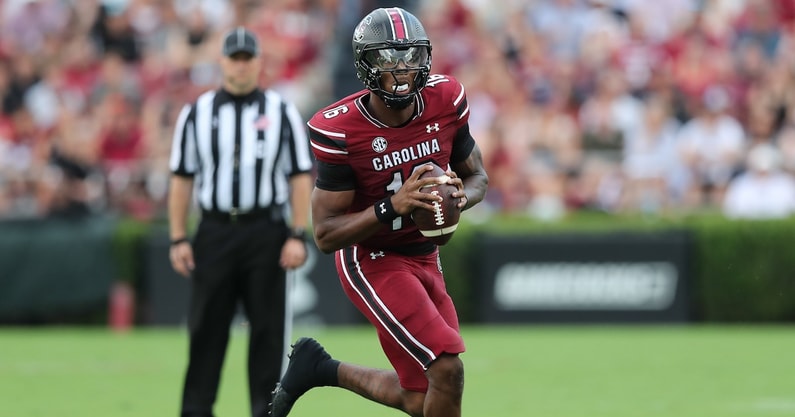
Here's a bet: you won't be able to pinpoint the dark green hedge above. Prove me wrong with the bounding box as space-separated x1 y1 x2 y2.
683 217 795 322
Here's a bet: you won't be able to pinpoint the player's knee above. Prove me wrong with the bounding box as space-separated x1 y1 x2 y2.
427 354 464 394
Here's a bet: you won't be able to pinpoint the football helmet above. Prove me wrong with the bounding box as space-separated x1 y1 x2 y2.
352 7 432 109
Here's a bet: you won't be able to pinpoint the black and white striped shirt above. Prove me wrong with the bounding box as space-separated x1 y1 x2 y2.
169 88 313 213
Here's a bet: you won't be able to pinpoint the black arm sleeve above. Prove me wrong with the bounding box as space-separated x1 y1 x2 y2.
315 160 356 191
451 122 476 164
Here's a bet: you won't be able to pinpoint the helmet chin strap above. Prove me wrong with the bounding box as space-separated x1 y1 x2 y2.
378 71 416 109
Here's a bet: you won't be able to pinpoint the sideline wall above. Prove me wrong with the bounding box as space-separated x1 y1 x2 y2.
1 215 793 324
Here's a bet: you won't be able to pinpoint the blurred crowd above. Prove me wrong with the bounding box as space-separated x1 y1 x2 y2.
3 0 795 222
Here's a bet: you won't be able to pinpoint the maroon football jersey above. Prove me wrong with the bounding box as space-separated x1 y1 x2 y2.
308 74 470 248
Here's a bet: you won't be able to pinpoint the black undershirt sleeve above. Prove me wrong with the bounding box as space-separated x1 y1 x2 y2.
315 160 356 191
451 122 476 164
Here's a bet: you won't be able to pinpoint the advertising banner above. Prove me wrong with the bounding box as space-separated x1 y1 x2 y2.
476 231 691 323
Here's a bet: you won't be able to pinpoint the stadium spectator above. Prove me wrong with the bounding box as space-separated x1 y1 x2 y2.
722 142 795 219
89 1 142 63
676 85 746 209
577 67 643 211
620 94 685 213
733 0 783 59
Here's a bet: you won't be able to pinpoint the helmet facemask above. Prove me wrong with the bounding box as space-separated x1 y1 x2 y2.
359 45 431 109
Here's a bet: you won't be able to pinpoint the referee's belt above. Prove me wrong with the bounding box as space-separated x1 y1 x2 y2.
201 206 283 224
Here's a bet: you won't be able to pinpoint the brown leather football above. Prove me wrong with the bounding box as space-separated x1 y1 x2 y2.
411 164 461 245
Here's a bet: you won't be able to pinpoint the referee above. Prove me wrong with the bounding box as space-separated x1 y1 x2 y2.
167 27 314 417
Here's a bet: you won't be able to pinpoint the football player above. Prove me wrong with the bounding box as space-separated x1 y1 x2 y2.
269 7 488 417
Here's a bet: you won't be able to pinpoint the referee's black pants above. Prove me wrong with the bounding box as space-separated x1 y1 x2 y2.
180 213 289 417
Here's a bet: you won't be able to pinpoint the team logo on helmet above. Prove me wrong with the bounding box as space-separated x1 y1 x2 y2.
372 137 388 153
353 15 372 42
353 25 365 42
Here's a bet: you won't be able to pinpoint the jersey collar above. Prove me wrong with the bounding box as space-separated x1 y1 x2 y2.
355 93 425 128
218 87 262 104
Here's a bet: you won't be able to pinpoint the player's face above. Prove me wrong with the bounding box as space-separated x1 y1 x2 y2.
220 52 261 94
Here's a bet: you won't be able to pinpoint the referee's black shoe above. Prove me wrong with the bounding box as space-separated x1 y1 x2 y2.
269 337 340 417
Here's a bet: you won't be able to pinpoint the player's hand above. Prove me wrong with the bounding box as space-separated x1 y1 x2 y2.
391 164 445 215
280 238 307 270
445 169 467 210
169 241 195 278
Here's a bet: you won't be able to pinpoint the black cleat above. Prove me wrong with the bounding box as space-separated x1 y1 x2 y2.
268 337 334 417
268 382 297 417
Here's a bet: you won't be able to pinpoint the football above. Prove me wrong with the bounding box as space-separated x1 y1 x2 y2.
411 164 461 245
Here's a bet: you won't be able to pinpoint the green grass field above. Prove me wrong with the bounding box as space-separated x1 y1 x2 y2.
1 325 794 416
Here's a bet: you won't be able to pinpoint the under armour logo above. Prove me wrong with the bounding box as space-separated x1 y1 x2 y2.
379 202 387 214
370 251 385 259
426 123 440 133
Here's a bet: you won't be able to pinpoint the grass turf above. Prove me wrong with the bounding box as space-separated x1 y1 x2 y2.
1 325 794 416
